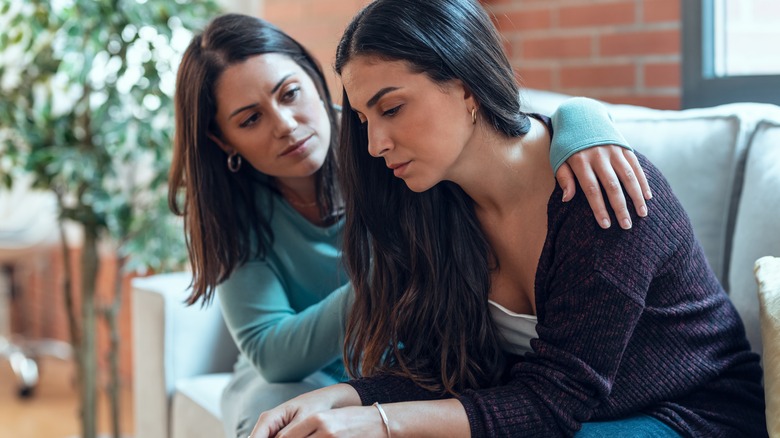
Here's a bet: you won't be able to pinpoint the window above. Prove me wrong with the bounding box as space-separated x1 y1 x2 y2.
682 0 780 108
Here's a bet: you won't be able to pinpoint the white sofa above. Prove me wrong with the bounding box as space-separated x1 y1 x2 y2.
132 89 780 438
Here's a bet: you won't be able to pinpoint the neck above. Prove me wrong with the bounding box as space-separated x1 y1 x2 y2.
276 176 318 208
452 117 554 217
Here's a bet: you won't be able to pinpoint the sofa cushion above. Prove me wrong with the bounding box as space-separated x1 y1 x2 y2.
171 373 232 438
754 256 780 437
730 120 780 358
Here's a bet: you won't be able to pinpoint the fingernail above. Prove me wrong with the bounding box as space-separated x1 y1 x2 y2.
639 205 648 217
645 190 653 199
601 218 611 229
621 218 632 229
562 189 569 202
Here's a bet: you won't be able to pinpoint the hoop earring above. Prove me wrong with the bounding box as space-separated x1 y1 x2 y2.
227 152 242 173
471 107 477 125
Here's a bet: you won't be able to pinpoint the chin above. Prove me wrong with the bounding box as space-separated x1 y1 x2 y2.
402 178 435 193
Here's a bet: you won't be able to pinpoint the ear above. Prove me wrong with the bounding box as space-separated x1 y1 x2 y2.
453 79 477 111
208 132 231 154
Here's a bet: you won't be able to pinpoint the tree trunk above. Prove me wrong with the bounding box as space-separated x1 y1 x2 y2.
104 254 126 438
55 198 81 384
81 227 99 438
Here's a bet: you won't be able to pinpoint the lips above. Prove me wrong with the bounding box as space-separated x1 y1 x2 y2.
279 134 312 157
387 160 411 177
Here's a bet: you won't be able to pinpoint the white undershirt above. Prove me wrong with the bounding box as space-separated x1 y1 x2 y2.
488 299 538 356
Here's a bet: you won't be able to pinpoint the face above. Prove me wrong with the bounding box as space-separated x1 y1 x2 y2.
212 53 331 182
341 56 476 192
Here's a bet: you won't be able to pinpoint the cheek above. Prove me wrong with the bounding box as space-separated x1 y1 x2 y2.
307 102 331 138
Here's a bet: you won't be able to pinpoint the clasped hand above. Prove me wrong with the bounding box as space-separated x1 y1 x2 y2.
249 384 386 438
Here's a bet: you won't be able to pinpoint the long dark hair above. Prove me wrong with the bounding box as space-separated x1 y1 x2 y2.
168 14 340 305
336 0 532 395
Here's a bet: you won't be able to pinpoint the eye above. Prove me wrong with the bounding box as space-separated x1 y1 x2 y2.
382 105 402 117
239 113 260 128
281 86 300 103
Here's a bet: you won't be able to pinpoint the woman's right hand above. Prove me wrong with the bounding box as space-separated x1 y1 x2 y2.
248 383 361 438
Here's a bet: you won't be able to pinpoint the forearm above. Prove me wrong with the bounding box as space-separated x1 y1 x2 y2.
219 260 353 382
242 283 353 381
382 399 470 438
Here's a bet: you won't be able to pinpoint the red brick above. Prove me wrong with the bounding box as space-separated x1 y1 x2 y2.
643 0 681 22
644 62 681 87
481 0 514 5
493 9 552 33
265 1 305 23
560 64 636 88
522 35 593 59
515 66 555 90
599 29 680 56
311 0 363 19
559 2 636 28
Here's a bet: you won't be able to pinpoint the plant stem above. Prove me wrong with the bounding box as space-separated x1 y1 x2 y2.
55 191 81 365
104 254 126 438
81 227 99 438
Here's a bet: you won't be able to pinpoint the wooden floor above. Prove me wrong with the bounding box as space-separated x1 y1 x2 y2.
0 356 134 438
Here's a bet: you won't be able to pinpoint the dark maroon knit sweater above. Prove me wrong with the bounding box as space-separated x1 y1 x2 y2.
346 154 767 437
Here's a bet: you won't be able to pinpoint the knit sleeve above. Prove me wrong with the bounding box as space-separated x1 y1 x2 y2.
218 263 353 383
549 97 631 173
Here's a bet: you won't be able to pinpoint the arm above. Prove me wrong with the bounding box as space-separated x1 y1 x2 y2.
550 97 651 229
218 261 353 382
249 382 469 438
343 285 647 437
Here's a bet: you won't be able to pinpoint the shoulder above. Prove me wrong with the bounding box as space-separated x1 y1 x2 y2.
545 155 695 294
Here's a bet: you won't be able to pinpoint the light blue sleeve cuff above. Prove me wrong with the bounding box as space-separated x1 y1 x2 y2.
549 97 632 173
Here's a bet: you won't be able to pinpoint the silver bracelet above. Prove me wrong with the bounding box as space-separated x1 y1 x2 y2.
372 401 392 438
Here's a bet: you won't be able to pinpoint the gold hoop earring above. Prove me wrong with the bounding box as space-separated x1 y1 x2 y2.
227 152 242 173
471 107 477 125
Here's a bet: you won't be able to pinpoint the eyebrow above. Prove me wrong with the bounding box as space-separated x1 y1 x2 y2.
228 73 295 119
366 86 400 108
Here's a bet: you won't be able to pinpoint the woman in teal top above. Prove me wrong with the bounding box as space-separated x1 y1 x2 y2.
168 13 648 438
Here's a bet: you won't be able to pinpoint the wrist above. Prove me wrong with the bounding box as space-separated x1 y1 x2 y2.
373 402 392 437
329 383 362 408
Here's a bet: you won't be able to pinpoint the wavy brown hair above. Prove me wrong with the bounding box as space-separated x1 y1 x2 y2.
336 0 531 395
168 14 340 306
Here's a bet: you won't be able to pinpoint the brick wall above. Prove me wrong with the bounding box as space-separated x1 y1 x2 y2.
261 0 682 110
263 0 373 102
483 0 681 109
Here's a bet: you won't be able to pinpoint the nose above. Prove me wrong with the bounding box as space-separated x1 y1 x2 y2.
272 107 298 138
366 124 392 157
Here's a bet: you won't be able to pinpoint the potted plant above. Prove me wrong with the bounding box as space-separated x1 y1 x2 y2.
0 0 219 436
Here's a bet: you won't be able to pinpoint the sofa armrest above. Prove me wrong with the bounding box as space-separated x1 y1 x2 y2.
132 272 238 438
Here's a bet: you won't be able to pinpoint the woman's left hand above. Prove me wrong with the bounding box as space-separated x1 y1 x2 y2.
264 406 388 438
556 145 651 230
249 383 362 438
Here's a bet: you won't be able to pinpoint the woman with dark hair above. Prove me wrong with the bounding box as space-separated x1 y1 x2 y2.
169 12 659 438
169 15 348 437
249 1 767 437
